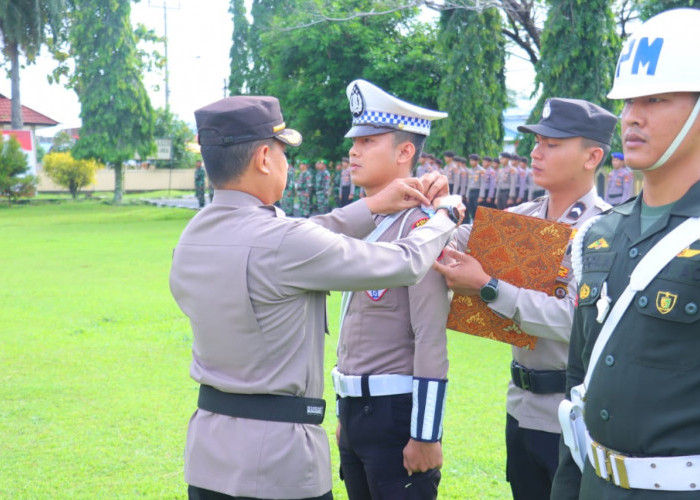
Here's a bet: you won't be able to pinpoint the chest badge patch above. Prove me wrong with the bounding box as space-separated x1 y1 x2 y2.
587 238 609 250
366 289 387 301
579 283 591 300
656 291 677 314
412 217 430 230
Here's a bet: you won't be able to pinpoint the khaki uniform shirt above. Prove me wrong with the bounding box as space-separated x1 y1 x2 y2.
485 166 497 199
337 208 450 380
466 165 486 198
454 165 468 196
496 165 517 198
170 190 455 498
453 188 610 433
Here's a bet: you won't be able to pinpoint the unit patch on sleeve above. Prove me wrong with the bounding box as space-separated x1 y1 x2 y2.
587 238 609 250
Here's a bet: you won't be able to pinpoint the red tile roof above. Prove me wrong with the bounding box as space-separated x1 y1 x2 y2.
0 93 59 127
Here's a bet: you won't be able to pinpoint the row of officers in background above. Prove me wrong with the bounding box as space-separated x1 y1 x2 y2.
417 151 545 221
275 149 635 219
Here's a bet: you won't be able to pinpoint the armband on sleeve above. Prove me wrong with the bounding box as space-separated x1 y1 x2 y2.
410 377 448 442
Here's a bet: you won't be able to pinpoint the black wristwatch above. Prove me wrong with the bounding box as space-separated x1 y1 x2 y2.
436 204 461 225
480 277 499 302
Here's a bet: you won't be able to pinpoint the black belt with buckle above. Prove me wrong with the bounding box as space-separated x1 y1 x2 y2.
510 361 566 394
198 385 326 424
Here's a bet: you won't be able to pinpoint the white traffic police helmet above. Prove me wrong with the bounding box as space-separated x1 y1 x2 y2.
608 8 700 170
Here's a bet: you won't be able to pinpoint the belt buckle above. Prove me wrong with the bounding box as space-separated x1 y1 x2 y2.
609 452 631 489
518 368 532 391
339 376 349 397
590 440 613 481
590 440 630 489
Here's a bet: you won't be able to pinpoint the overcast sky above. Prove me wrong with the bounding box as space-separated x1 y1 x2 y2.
1 0 233 135
0 1 535 136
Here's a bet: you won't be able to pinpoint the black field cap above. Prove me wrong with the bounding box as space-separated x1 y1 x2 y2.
196 96 302 147
468 153 480 161
518 98 617 146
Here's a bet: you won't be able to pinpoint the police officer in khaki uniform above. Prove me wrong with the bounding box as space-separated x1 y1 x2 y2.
334 79 456 500
482 156 497 208
466 153 486 220
454 154 465 197
170 95 464 500
442 150 456 193
338 156 355 207
435 97 617 500
495 152 517 209
604 152 634 206
553 9 700 499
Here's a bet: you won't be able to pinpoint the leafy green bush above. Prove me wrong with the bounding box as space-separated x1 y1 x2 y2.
43 151 103 199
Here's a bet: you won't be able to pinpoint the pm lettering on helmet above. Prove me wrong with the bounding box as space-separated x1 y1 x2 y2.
616 37 664 77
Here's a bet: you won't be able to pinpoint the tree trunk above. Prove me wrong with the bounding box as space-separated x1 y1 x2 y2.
113 162 124 204
9 42 24 129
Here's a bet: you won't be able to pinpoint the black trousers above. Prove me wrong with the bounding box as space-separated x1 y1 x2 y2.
188 485 332 500
338 394 440 500
340 185 352 207
496 189 511 210
505 413 560 500
467 189 480 221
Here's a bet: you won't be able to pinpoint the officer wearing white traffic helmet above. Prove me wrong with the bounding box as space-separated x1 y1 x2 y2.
334 79 461 500
552 8 700 499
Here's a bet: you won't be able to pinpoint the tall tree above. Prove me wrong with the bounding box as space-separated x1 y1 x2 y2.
518 0 620 156
247 0 297 94
435 6 507 156
228 0 249 95
67 0 155 204
0 0 64 128
636 0 698 19
256 0 440 161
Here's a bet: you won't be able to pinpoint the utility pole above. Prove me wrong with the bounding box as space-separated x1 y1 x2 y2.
148 0 181 111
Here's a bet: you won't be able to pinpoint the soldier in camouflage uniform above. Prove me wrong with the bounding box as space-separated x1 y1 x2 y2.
280 161 296 215
194 160 206 208
331 161 342 207
314 160 331 214
296 160 313 217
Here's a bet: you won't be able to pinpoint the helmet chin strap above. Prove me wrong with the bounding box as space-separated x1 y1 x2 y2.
644 95 700 171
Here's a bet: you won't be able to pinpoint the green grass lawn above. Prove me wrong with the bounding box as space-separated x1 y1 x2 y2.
0 200 512 499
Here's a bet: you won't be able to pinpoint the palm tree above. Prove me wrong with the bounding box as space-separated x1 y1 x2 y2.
0 0 64 128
